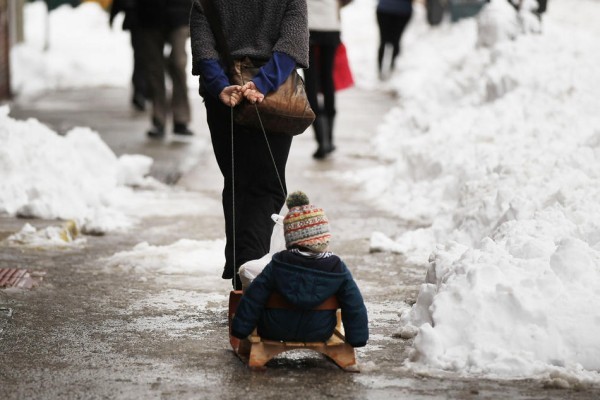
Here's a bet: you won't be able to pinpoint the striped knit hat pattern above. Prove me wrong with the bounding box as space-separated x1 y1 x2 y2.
284 191 331 253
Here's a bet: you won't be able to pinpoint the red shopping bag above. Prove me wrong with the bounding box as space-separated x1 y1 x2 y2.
333 43 354 91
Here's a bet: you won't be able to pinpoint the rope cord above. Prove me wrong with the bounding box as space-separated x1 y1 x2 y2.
253 102 287 198
230 72 289 290
230 106 237 290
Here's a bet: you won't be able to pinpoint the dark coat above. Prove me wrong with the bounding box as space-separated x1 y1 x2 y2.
231 250 369 347
137 0 193 31
377 0 413 16
189 0 309 74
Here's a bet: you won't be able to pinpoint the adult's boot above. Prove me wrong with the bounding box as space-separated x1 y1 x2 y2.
326 114 336 155
312 116 329 159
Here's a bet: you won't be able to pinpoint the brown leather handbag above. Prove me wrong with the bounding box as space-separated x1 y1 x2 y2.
229 57 315 136
200 0 315 136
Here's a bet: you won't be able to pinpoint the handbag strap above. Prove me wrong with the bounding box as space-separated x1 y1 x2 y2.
199 0 234 71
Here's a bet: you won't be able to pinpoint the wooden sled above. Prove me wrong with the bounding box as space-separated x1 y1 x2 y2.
228 290 359 372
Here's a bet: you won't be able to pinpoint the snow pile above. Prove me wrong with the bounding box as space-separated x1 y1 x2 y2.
5 221 86 247
0 107 156 233
357 0 600 380
105 239 225 275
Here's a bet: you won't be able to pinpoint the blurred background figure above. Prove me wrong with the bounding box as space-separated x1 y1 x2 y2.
305 0 350 160
376 0 413 81
425 0 444 26
507 0 548 20
109 0 147 112
137 0 193 139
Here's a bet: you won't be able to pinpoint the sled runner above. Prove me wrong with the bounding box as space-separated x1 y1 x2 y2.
228 290 359 372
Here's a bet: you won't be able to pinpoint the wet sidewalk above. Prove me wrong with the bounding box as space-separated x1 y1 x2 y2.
1 87 593 399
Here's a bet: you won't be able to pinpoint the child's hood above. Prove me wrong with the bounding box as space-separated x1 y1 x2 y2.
269 253 350 310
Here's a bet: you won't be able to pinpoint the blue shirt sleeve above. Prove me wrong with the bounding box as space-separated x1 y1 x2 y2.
252 52 297 95
196 59 230 99
197 52 296 99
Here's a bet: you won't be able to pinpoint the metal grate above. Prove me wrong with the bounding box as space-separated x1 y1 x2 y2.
0 268 44 289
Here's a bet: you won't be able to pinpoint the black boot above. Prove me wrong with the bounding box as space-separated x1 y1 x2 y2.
132 91 146 112
326 114 336 155
221 264 233 279
147 118 165 139
312 116 329 159
173 122 194 136
232 275 242 290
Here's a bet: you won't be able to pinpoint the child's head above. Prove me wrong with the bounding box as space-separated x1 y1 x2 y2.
283 191 331 253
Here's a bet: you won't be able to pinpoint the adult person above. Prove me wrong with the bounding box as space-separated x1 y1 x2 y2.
189 0 309 289
376 0 413 81
109 0 146 111
138 0 193 139
304 0 345 160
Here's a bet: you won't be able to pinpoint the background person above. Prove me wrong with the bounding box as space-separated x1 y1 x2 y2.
304 0 346 160
376 0 413 81
138 0 193 138
109 0 147 111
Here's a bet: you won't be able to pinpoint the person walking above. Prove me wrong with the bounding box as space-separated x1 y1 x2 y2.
109 0 147 111
189 0 309 289
376 0 413 81
304 0 344 160
138 0 193 139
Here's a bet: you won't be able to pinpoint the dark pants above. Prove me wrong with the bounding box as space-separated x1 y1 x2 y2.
142 26 191 127
537 0 547 14
205 96 292 287
305 44 337 118
129 25 147 98
305 44 338 154
376 11 412 74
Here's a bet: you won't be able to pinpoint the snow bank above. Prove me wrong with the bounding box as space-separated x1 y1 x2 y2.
0 107 155 233
355 0 600 381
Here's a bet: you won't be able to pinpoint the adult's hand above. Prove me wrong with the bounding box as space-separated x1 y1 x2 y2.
241 81 265 104
219 85 243 107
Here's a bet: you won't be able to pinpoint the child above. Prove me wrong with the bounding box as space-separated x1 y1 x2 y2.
231 191 369 347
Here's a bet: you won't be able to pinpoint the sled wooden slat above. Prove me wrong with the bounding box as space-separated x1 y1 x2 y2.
228 290 359 372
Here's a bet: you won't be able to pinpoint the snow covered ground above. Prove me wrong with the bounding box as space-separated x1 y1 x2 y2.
6 0 600 386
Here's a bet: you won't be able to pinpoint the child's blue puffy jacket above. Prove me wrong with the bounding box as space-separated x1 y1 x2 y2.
231 250 369 347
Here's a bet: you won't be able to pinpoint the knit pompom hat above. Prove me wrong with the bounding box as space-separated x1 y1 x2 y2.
284 191 331 253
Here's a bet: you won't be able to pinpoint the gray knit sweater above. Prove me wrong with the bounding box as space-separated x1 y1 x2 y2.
190 0 309 75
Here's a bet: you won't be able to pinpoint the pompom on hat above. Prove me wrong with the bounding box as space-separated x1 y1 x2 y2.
284 191 331 252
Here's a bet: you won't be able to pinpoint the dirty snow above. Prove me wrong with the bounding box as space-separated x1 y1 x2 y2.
5 221 86 248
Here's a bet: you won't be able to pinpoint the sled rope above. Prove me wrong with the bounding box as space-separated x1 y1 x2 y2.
253 102 287 197
237 72 287 197
231 106 237 290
